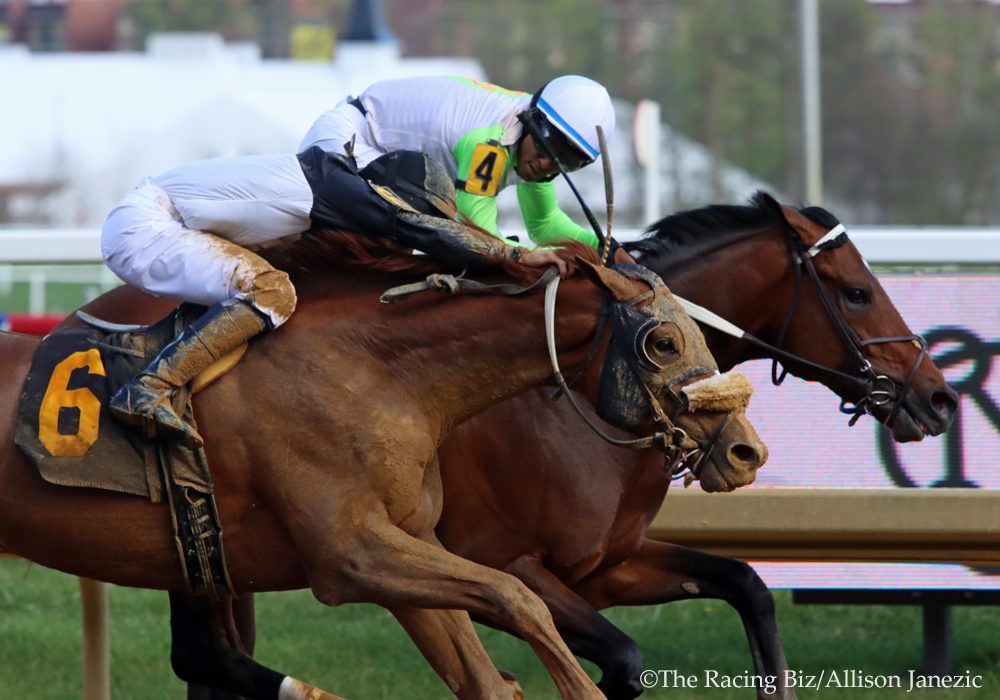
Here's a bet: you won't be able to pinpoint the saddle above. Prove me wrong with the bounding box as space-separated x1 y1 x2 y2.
14 305 245 598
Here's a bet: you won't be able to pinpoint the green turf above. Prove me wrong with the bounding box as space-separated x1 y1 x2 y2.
1 558 999 698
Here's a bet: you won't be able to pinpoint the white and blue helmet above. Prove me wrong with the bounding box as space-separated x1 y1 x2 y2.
522 75 616 171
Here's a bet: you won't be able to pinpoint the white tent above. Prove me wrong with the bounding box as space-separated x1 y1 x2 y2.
0 32 769 230
0 33 485 225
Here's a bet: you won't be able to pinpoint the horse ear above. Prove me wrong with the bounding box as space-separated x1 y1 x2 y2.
578 259 642 301
756 191 816 243
754 190 784 217
776 201 823 245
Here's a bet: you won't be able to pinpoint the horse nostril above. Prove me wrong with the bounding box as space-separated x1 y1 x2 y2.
730 443 763 469
931 386 959 418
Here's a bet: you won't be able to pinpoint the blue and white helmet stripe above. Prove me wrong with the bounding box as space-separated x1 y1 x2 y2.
534 75 615 161
537 96 600 160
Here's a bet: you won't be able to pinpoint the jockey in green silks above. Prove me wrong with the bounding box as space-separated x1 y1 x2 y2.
298 74 616 249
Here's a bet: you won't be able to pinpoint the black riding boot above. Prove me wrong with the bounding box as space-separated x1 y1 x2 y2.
109 300 270 447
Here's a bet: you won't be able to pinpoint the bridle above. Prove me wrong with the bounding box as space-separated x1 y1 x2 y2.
380 262 741 483
668 221 927 429
543 268 732 482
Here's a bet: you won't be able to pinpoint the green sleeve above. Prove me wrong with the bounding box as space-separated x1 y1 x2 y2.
516 181 599 248
453 125 512 237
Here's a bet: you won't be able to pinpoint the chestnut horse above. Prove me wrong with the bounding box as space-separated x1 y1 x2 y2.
0 236 765 699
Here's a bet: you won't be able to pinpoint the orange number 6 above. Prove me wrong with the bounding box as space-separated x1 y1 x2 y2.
38 349 106 457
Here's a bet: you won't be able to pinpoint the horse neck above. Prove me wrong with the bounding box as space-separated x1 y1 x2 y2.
341 276 607 433
652 227 790 370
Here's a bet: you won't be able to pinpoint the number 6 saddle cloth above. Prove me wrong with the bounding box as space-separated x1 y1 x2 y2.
14 305 242 501
15 306 242 597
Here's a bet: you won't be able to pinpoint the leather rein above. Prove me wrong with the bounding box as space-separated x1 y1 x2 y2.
669 222 927 429
543 275 722 482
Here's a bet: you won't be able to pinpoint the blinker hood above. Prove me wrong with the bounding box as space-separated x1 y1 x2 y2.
597 303 660 430
595 264 671 431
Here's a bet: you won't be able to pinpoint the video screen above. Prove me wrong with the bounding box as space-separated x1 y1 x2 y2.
733 274 999 589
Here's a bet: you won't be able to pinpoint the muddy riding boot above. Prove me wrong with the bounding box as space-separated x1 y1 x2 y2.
110 300 270 448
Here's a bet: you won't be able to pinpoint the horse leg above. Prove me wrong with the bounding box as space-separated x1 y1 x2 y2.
572 539 796 700
187 594 258 700
169 592 345 700
504 555 645 700
233 593 257 653
390 606 526 699
304 519 603 700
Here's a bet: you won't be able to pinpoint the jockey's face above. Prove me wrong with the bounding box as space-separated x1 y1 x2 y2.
515 135 560 182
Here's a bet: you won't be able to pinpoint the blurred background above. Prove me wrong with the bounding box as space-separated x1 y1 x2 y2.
2 0 999 231
2 4 1000 696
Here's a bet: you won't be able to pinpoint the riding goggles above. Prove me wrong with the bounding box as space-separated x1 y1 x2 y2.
523 109 595 172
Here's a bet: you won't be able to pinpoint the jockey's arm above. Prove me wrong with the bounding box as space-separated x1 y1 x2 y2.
452 126 593 264
394 210 565 276
453 126 510 237
517 181 599 249
298 149 566 275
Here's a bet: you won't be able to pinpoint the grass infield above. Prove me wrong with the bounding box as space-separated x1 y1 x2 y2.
1 558 999 699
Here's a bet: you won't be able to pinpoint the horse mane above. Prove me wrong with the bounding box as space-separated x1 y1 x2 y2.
624 190 841 262
258 229 598 294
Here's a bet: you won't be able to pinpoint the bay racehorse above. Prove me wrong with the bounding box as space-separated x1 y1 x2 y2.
60 192 957 699
433 193 956 699
0 235 765 699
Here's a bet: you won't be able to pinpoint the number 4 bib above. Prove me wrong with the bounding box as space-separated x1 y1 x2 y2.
462 142 508 197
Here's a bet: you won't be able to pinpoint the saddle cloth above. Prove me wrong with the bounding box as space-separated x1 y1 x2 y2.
14 306 242 500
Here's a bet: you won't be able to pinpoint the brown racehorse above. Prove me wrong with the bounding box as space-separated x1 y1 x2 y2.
56 193 957 700
434 193 957 699
0 235 765 699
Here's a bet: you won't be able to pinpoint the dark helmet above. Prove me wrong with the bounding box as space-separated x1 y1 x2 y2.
360 150 458 220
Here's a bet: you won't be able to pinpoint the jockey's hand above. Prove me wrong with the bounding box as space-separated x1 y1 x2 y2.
518 248 568 278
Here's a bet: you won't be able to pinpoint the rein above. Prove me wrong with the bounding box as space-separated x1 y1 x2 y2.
380 266 560 304
669 221 925 428
543 275 702 478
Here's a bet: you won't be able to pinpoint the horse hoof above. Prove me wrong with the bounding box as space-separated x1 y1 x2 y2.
498 669 524 700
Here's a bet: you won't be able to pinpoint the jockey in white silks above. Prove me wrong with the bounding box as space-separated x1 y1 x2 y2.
101 148 564 447
299 74 615 249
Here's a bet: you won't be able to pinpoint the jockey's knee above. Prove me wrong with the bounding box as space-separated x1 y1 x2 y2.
242 268 297 328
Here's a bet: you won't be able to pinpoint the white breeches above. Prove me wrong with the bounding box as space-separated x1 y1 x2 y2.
101 181 296 327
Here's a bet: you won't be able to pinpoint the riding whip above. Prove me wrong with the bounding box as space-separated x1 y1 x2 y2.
597 124 614 266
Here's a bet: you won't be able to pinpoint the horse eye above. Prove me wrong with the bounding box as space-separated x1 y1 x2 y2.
844 287 869 306
654 338 677 354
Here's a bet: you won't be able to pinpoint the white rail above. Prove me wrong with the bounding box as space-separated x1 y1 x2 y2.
4 226 1000 263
